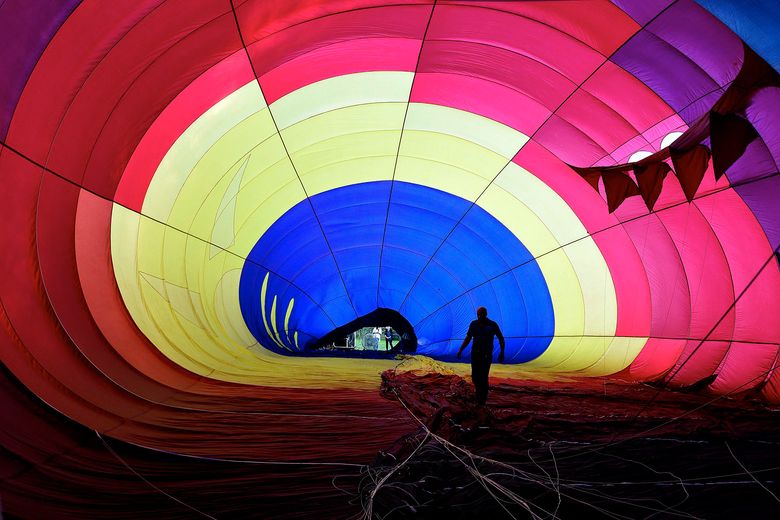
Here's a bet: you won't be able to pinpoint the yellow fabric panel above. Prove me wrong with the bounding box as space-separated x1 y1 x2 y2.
404 103 528 159
572 336 647 376
143 81 266 222
166 110 279 233
279 103 406 195
111 206 215 375
269 71 413 130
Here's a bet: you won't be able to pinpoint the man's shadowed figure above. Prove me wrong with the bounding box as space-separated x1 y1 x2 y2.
457 307 505 406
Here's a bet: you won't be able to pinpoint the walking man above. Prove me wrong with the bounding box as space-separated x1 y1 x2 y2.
457 307 505 406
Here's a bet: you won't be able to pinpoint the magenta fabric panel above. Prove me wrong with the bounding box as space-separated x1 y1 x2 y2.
624 337 687 380
417 40 575 110
411 72 550 134
555 88 641 157
694 191 780 344
621 216 691 338
444 0 639 56
428 4 604 84
260 38 420 104
582 61 676 140
535 114 610 166
665 340 731 386
735 175 780 250
710 342 779 395
655 204 735 340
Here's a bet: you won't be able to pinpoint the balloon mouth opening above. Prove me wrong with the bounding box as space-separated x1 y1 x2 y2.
309 308 418 355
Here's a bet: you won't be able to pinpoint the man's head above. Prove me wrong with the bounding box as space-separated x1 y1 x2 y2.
476 306 488 319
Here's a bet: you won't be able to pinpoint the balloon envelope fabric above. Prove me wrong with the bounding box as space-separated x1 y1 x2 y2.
1 0 780 518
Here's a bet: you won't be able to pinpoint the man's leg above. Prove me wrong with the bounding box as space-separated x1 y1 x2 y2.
472 358 491 405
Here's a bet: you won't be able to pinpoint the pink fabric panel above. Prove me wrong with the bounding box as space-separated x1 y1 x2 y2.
514 144 637 247
622 338 687 380
4 0 163 167
428 4 603 83
116 50 253 211
656 204 735 341
607 134 652 165
621 216 691 338
411 73 549 135
418 40 574 110
709 342 779 395
761 353 780 403
534 114 609 166
584 60 675 133
260 38 420 104
666 340 730 386
591 225 652 337
513 142 651 338
513 141 617 232
243 5 430 77
694 191 780 344
442 0 638 56
556 88 641 155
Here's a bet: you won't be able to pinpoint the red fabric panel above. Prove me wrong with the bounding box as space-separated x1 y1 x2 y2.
441 0 639 56
621 338 687 380
79 12 242 200
4 0 164 166
115 50 254 211
75 191 203 391
260 37 420 104
428 4 604 83
240 4 431 77
418 40 575 111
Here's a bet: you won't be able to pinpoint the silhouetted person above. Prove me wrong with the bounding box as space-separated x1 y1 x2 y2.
457 307 505 406
384 327 393 351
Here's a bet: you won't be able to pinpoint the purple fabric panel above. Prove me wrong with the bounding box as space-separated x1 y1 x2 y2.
678 88 723 124
0 0 80 140
746 87 780 172
724 138 777 184
647 0 742 87
612 30 718 115
610 0 674 25
735 175 780 250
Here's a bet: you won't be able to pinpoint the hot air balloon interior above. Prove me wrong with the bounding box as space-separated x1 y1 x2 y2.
1 1 779 518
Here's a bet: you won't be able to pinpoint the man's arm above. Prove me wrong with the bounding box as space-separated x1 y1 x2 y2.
496 324 505 363
457 334 472 360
